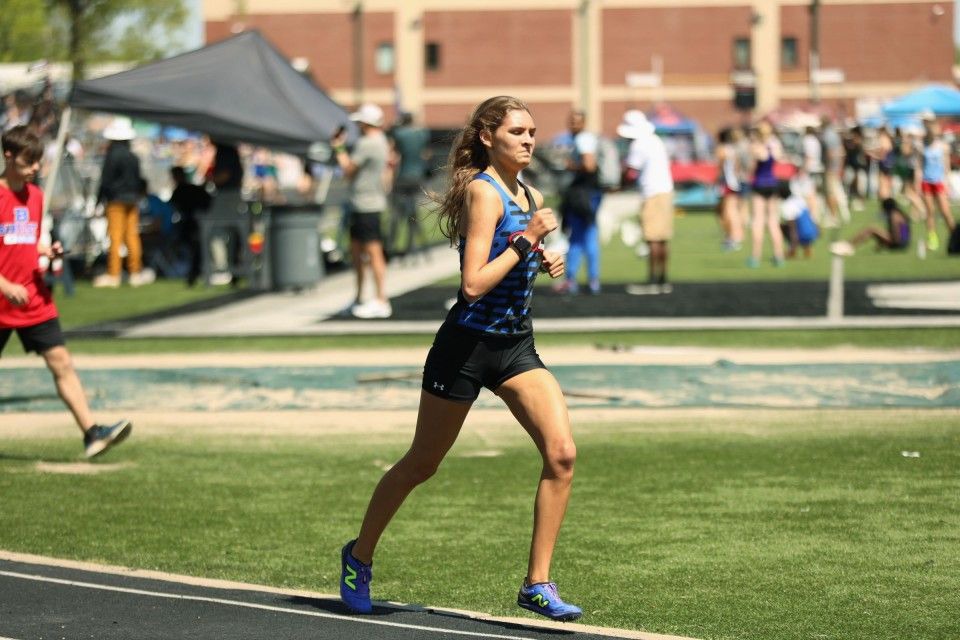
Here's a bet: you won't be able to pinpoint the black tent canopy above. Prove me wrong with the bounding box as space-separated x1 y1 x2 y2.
69 30 355 154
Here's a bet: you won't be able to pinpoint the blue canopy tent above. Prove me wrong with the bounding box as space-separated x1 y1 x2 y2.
861 113 922 131
882 84 960 118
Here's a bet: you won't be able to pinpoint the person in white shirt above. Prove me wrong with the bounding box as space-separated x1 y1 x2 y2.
801 126 824 223
619 110 674 292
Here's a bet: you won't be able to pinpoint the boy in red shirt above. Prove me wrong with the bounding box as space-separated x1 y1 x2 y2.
0 126 131 458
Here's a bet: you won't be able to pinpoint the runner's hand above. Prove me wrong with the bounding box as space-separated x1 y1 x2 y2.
540 250 565 279
38 241 63 260
1 282 29 306
523 207 557 243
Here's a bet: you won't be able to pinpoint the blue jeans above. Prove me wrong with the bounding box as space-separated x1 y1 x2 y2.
565 191 602 287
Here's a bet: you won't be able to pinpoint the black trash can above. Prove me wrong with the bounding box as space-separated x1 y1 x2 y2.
269 205 324 290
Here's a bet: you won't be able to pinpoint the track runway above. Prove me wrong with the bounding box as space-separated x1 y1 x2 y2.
0 554 690 640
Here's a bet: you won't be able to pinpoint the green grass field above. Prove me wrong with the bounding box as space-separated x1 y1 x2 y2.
53 279 230 330
2 409 958 640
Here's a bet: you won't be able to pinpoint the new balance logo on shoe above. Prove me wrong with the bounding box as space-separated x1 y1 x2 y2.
340 540 373 614
531 594 550 608
343 564 358 591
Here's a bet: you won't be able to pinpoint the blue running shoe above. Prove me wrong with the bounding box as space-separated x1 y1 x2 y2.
517 581 582 622
340 540 372 614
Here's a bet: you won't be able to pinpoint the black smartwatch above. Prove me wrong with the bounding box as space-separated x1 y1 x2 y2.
509 234 533 260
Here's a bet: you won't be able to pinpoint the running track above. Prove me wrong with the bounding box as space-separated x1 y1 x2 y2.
0 553 691 640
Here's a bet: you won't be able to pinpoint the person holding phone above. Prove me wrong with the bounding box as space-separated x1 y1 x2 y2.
331 105 393 318
338 96 582 622
1 126 131 457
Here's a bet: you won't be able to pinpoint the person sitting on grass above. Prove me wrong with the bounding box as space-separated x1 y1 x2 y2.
779 180 819 260
0 126 132 458
830 197 910 257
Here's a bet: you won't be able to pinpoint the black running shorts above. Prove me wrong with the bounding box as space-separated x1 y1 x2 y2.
0 317 66 355
752 185 778 199
349 211 383 243
422 322 546 403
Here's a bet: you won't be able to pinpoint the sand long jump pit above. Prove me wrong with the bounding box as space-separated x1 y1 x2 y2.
3 345 959 438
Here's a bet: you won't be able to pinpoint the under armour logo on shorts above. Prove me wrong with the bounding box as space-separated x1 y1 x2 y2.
433 382 445 391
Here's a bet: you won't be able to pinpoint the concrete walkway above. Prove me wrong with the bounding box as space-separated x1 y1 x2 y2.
123 243 461 338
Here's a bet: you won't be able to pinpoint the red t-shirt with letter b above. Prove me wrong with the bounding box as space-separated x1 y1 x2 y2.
0 182 58 328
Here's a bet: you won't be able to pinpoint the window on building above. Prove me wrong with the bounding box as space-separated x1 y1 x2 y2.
425 42 441 71
781 37 798 69
375 42 394 75
733 37 751 70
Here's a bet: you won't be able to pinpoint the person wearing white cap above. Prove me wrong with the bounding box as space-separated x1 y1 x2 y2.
93 116 153 287
618 109 675 292
331 103 392 318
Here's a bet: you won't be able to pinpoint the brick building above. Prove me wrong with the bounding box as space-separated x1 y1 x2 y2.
203 0 954 137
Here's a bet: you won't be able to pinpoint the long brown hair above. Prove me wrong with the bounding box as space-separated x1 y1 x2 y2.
433 96 531 241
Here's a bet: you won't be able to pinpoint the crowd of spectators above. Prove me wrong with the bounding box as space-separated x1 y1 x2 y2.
4 77 957 300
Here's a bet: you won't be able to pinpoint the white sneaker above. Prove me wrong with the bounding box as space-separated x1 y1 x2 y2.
129 268 156 287
351 299 392 319
92 274 120 288
625 283 662 296
209 272 233 286
829 241 855 257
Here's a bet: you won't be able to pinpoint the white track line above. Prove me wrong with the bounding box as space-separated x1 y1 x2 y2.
0 570 536 640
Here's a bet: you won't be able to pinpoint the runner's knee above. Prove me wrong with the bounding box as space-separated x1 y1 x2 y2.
395 454 442 486
43 347 74 378
543 440 576 478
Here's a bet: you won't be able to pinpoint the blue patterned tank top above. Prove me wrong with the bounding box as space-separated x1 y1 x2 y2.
445 172 543 336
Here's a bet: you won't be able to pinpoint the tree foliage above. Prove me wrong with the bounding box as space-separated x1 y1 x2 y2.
1 1 188 81
0 0 51 63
